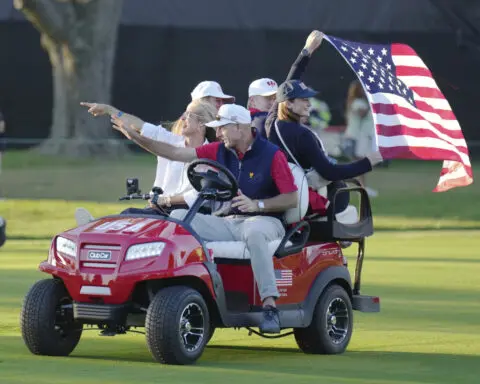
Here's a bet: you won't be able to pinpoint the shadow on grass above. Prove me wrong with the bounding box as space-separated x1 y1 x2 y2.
2 335 479 383
69 345 480 383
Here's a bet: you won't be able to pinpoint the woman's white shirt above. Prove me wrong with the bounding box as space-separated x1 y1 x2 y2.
141 122 205 207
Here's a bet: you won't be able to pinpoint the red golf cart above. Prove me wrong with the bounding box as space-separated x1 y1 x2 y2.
20 159 379 365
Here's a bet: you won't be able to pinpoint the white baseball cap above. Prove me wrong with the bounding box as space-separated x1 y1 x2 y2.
205 104 252 128
191 81 235 102
248 78 278 97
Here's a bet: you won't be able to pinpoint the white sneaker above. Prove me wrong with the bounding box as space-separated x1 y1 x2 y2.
365 187 378 198
75 208 95 226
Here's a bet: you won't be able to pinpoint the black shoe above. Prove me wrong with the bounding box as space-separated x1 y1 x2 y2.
259 305 280 334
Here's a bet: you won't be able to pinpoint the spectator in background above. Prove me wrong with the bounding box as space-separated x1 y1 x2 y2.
247 78 278 137
342 79 378 197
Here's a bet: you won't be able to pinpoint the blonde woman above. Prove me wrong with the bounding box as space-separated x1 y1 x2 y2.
77 99 217 221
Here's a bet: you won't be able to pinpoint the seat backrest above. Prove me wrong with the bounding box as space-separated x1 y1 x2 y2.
284 162 309 224
273 121 309 224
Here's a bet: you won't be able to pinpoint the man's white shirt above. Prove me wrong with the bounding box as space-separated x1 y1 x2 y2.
141 122 206 207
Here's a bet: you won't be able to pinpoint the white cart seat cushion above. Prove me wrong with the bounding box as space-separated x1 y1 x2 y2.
284 162 309 224
207 239 293 260
312 204 359 224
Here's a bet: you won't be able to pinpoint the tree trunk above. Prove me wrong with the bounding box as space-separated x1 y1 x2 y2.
15 0 126 157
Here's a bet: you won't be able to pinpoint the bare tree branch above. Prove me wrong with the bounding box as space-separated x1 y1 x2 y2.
14 0 74 42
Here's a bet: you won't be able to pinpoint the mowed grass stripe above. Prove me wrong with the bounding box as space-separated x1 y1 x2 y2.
1 229 480 383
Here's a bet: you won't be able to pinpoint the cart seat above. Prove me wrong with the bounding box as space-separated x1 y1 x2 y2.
207 162 308 261
207 239 293 260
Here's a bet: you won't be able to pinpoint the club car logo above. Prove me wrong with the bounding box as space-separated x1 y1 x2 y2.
87 250 112 261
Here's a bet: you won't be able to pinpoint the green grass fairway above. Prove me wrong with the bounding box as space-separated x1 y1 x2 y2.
2 150 480 223
1 229 480 383
0 152 479 382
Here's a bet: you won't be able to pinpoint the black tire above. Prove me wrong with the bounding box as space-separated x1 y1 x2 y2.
145 286 210 365
21 279 82 356
294 284 353 354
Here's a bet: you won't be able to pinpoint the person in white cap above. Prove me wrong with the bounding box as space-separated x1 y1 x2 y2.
113 103 298 334
190 81 235 111
247 78 278 137
77 99 218 225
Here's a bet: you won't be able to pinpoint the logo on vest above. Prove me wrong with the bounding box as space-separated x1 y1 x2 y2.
247 171 263 183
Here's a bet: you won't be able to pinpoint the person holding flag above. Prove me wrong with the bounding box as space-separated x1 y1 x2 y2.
265 31 383 218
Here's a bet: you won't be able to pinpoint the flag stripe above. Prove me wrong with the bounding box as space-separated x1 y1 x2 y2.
375 116 466 144
379 145 472 168
395 66 434 78
387 92 457 124
434 174 472 192
370 93 461 131
375 123 467 144
325 34 473 192
390 54 428 69
408 86 446 100
412 100 456 121
378 136 471 164
417 97 451 110
372 104 462 136
396 75 440 89
390 43 418 56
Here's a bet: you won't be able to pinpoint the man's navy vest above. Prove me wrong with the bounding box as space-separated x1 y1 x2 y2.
216 133 282 218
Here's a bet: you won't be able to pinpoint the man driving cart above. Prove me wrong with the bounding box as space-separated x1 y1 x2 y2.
114 103 298 334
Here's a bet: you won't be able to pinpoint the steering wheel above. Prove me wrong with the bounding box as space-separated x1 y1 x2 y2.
187 159 238 202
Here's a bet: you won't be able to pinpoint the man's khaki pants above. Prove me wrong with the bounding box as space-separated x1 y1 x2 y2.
170 210 285 301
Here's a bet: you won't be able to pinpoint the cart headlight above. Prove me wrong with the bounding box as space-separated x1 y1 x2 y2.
125 242 166 261
56 236 77 258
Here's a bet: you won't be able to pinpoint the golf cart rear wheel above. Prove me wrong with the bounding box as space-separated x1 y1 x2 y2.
294 284 353 354
146 286 210 365
21 278 82 356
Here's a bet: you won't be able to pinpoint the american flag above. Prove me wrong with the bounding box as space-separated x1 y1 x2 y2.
275 269 293 287
325 35 473 192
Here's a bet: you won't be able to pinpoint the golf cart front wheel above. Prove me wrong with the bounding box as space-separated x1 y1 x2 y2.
20 278 83 356
294 284 353 354
146 286 210 365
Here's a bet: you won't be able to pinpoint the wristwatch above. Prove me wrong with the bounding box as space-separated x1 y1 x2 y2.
257 200 265 211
